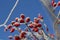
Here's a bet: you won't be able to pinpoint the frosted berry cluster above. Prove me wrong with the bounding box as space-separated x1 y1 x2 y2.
4 14 55 40
51 0 60 7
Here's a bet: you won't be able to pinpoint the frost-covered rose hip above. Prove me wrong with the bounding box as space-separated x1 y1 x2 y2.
19 32 26 38
14 35 20 40
33 27 38 32
11 21 15 25
53 2 57 7
38 14 43 20
13 22 20 27
19 18 24 23
20 14 25 19
34 17 39 23
51 1 54 6
57 1 60 6
25 17 30 22
15 17 19 22
10 27 15 33
7 24 12 29
28 24 33 28
37 23 42 28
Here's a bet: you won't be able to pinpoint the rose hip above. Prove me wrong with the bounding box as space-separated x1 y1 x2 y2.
53 2 57 7
15 17 19 22
19 18 24 23
28 24 33 28
13 22 20 27
7 24 12 29
51 1 54 6
19 32 26 38
33 27 38 32
37 23 42 28
25 17 30 22
14 35 20 40
57 1 60 6
11 21 15 25
20 14 25 19
10 28 15 33
34 17 39 23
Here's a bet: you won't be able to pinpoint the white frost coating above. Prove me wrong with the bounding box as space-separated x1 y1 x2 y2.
0 0 19 27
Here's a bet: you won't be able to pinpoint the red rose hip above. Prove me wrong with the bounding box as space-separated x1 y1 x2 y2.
57 1 60 6
19 32 26 38
14 35 20 40
19 18 24 23
34 17 39 23
11 21 15 25
20 14 25 19
33 28 38 32
37 23 42 27
7 24 12 29
25 17 30 22
15 17 19 22
10 28 15 33
38 14 43 19
51 1 54 6
28 24 33 28
13 22 20 27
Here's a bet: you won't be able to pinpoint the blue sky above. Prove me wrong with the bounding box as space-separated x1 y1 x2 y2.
0 0 59 40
